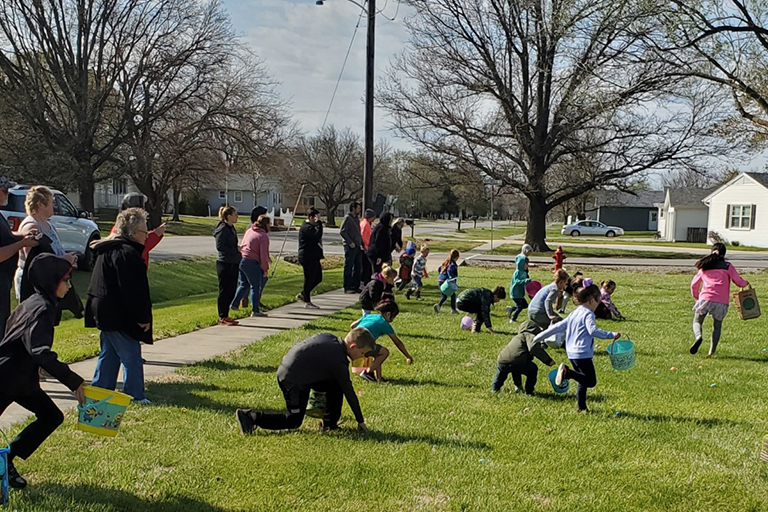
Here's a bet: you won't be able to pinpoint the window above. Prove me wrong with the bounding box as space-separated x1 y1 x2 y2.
111 179 126 196
234 190 242 203
727 204 755 230
54 194 78 217
219 190 226 200
650 212 658 222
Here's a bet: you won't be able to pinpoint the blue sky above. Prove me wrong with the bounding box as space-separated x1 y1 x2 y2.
223 0 410 146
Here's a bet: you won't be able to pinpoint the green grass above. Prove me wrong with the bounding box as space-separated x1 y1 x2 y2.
457 224 527 240
489 244 703 259
52 257 343 363
405 237 484 253
6 266 768 511
545 237 768 252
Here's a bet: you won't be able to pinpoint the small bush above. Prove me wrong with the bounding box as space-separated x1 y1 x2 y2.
179 191 209 216
732 240 741 247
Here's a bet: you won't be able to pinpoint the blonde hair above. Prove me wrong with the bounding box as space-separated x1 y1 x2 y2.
381 263 397 280
25 185 54 216
256 214 270 232
219 205 237 222
420 244 430 254
114 207 148 240
394 217 405 227
553 269 569 284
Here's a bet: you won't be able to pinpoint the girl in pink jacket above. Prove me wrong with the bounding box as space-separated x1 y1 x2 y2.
690 243 749 357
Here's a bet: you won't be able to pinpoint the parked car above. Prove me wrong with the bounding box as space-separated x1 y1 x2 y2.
561 220 624 237
0 185 101 270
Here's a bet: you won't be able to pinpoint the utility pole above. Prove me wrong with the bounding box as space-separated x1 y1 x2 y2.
363 0 376 212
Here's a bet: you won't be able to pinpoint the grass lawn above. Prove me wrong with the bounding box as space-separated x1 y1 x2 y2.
457 224 527 240
545 236 768 253
405 237 484 254
489 244 703 259
5 267 768 511
50 257 343 364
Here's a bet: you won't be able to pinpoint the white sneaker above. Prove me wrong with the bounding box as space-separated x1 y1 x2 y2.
555 363 568 387
305 302 320 309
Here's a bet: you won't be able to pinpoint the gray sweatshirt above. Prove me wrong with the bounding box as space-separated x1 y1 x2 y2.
339 212 363 248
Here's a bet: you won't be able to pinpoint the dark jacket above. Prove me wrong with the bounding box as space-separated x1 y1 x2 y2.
339 212 363 248
359 274 394 311
0 215 18 278
457 287 495 329
367 212 393 262
497 321 555 366
0 253 83 395
84 237 153 344
298 220 324 263
391 224 403 252
213 221 240 264
276 333 364 423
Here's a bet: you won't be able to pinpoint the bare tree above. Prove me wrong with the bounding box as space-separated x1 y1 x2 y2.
380 0 727 250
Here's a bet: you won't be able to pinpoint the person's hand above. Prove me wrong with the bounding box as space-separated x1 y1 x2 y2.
20 233 39 248
613 332 621 341
349 242 355 249
406 357 414 365
64 253 77 265
154 223 167 237
138 322 151 332
376 258 382 265
357 422 369 433
73 383 86 405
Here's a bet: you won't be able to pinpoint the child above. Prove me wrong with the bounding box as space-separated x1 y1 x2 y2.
456 286 506 334
533 278 620 412
595 280 625 321
506 248 532 322
405 245 429 300
434 249 460 314
235 328 375 434
0 254 86 489
350 300 414 382
359 264 396 315
395 245 416 291
528 269 569 329
558 271 583 314
690 243 749 357
493 320 556 395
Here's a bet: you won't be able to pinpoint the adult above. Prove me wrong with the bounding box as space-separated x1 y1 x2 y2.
367 211 393 274
213 206 240 326
235 328 375 434
340 202 363 294
15 186 77 300
86 208 153 404
0 176 38 336
359 209 376 285
232 215 271 317
391 217 406 253
109 193 166 268
297 208 324 309
233 205 268 310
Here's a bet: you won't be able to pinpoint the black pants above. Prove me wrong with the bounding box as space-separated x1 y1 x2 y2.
255 377 344 430
361 253 373 284
216 261 240 319
594 302 612 320
301 258 323 302
343 245 363 291
0 272 12 337
0 388 64 460
457 300 485 332
492 361 538 394
565 358 597 411
511 298 528 321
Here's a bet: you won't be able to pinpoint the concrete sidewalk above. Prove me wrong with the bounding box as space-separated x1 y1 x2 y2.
0 289 359 431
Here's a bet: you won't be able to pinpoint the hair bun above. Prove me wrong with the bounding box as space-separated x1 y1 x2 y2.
583 278 593 288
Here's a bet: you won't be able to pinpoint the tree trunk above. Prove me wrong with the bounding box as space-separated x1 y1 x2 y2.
324 202 337 227
77 169 95 214
525 193 550 252
172 185 182 222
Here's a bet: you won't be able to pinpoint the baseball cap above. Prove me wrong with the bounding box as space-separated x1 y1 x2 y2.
0 176 16 190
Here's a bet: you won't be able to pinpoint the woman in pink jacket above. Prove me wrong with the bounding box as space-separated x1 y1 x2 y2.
690 243 749 357
232 215 271 317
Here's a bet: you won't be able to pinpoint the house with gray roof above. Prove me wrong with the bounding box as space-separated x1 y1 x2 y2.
587 190 666 231
702 172 768 248
656 188 713 242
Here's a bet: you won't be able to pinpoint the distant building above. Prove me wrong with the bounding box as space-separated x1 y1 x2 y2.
587 190 666 231
656 188 712 243
703 172 768 248
201 175 283 216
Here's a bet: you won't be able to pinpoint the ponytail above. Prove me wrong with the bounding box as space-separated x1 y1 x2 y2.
695 243 726 271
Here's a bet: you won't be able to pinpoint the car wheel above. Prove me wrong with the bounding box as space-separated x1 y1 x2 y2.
606 231 615 237
78 234 100 271
571 230 580 237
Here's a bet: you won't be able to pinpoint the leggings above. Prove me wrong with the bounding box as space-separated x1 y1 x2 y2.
693 312 723 355
565 358 597 411
438 291 456 310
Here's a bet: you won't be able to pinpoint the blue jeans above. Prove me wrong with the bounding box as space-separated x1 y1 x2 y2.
232 258 266 313
343 245 363 291
92 331 145 400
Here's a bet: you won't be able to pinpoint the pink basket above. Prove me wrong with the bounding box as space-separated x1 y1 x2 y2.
526 280 543 298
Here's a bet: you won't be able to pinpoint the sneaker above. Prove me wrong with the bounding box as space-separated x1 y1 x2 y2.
219 317 239 326
230 304 240 311
690 337 703 355
250 311 268 318
555 363 568 387
416 296 424 301
344 289 358 295
295 293 304 302
451 309 460 315
433 304 441 314
405 290 412 300
506 306 514 319
236 408 256 435
305 302 320 309
360 370 377 382
8 460 27 489
135 398 152 405
319 420 340 432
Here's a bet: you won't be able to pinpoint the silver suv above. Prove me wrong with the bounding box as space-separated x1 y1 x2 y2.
0 185 101 270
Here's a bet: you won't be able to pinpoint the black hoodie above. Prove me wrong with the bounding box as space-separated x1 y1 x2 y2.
212 221 240 264
84 237 153 344
367 212 393 262
0 253 83 395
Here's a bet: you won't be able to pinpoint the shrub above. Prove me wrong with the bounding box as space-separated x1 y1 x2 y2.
732 240 741 247
179 191 209 216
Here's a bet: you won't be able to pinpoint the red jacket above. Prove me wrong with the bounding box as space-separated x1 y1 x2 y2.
109 225 163 268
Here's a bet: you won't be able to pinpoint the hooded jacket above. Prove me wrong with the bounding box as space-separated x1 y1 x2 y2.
359 273 394 311
240 224 271 273
298 220 324 263
510 255 531 300
213 221 240 264
84 237 153 344
456 287 495 329
497 321 555 366
367 212 393 262
0 253 83 394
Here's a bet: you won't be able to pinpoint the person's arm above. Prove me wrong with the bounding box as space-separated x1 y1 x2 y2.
388 333 413 362
350 319 361 329
339 217 355 247
481 292 493 330
144 227 164 253
690 270 703 299
544 287 562 321
529 337 556 366
260 236 270 273
0 233 37 263
604 295 623 319
728 264 749 288
333 361 365 425
24 311 84 392
585 313 617 340
532 319 567 343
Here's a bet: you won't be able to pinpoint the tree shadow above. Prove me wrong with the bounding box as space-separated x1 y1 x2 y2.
383 377 472 389
144 382 248 414
326 428 492 451
22 483 241 512
710 354 768 363
615 411 744 428
534 392 607 403
193 360 278 373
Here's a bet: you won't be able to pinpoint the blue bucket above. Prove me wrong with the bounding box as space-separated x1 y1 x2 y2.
440 278 458 295
1 431 10 506
547 368 570 394
607 339 635 371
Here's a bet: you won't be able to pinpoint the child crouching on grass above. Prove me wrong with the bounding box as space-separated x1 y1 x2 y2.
456 286 506 334
359 264 396 315
350 300 413 382
533 278 620 412
595 279 625 321
493 320 556 395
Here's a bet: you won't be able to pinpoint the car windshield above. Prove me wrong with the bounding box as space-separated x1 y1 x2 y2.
0 194 26 213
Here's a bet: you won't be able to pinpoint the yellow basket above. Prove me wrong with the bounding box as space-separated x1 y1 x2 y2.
351 356 374 374
76 385 132 437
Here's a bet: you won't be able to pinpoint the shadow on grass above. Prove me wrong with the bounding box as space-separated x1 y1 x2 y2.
145 382 247 414
384 377 472 389
194 360 278 373
711 354 768 363
24 483 240 512
357 429 492 450
616 411 744 427
535 392 607 403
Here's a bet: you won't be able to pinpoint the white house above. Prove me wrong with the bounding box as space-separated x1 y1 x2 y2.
201 174 283 216
655 188 712 243
703 172 768 248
